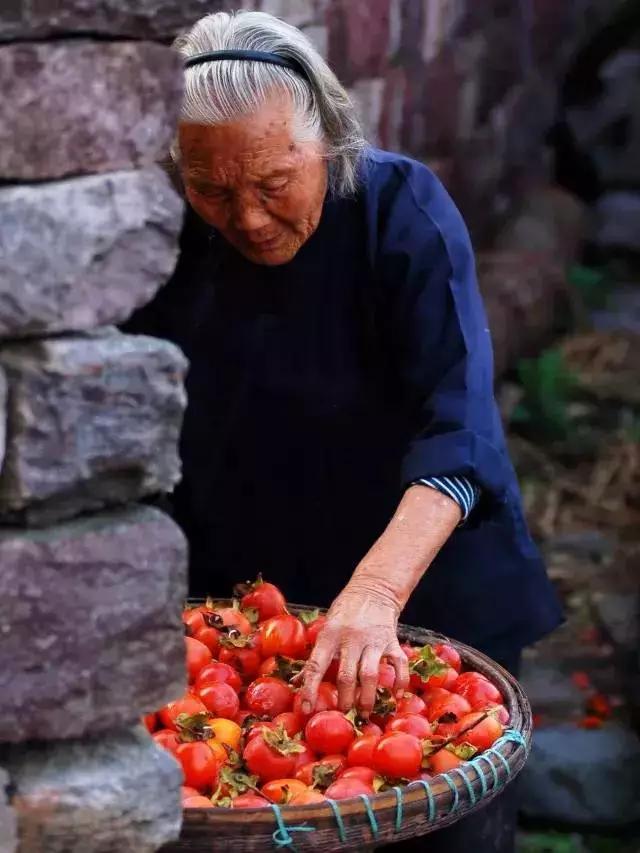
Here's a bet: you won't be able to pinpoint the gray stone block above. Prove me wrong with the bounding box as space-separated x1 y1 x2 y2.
0 41 182 181
0 168 183 339
1 727 182 853
0 768 17 853
0 0 221 40
0 507 188 742
0 331 187 524
0 368 6 476
520 724 640 826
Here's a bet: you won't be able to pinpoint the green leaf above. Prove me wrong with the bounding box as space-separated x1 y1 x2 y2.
514 348 580 441
446 741 478 760
517 831 582 853
568 264 610 310
408 644 448 682
298 608 321 626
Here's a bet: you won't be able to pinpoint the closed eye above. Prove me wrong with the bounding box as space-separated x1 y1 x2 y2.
261 177 289 193
190 182 229 199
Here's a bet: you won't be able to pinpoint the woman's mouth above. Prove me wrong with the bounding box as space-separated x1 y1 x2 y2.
248 234 281 251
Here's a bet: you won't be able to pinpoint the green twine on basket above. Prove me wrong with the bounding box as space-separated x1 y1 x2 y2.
270 727 526 848
392 786 404 832
326 798 347 844
358 794 380 839
410 779 437 822
270 803 315 850
453 766 477 805
441 773 460 813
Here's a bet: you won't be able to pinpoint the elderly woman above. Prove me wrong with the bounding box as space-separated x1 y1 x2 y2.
127 10 562 850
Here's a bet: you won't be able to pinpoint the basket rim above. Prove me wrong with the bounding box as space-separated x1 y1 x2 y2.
180 599 532 827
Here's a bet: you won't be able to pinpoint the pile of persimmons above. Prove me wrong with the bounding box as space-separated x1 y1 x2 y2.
144 577 508 808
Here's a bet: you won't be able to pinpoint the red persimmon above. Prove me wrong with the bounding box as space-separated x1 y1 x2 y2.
372 733 422 779
245 677 294 718
434 643 462 673
347 734 381 769
199 682 240 720
289 789 327 805
219 637 262 681
304 614 327 647
180 785 200 802
291 743 317 773
260 778 308 804
195 662 242 694
423 692 472 724
454 712 503 751
304 711 356 756
395 693 427 717
231 793 270 808
175 742 220 791
153 729 180 755
295 755 346 788
183 795 215 808
428 749 464 773
260 615 307 659
159 695 207 731
325 777 374 799
143 712 157 734
293 682 339 718
386 713 432 740
243 730 303 783
240 577 287 622
377 662 397 691
272 711 305 738
193 626 221 657
185 636 213 683
452 674 503 709
340 766 379 787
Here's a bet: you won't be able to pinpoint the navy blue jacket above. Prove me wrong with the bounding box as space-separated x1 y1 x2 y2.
125 149 563 658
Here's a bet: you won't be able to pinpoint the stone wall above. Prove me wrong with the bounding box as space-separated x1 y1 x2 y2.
0 10 189 852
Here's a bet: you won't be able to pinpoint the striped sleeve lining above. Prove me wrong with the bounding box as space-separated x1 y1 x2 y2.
412 476 481 522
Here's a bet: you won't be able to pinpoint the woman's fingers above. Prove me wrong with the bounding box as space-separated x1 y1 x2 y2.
298 632 336 714
386 641 410 696
336 640 363 712
357 645 383 718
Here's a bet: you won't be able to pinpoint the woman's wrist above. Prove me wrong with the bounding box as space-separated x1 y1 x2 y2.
346 484 461 614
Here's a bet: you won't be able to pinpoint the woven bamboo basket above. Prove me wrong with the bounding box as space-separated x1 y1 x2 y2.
162 602 532 852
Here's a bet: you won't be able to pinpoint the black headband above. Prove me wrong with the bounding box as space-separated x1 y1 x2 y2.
183 49 308 81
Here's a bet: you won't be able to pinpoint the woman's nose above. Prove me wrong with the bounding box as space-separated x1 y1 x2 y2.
231 195 271 232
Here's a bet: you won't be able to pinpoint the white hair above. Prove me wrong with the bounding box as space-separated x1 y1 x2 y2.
173 10 367 196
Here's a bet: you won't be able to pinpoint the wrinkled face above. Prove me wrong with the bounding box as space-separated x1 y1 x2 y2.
178 97 328 265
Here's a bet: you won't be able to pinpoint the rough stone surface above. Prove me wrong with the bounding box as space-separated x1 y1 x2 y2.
592 591 639 652
0 369 6 477
520 724 640 826
519 661 585 719
0 41 183 181
349 78 385 144
327 0 391 84
0 0 223 39
0 332 187 525
478 251 568 376
0 168 183 339
1 726 182 852
595 192 640 253
495 185 588 264
0 506 188 742
0 769 17 853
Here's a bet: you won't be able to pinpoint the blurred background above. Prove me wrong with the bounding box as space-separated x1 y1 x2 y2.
237 1 640 850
